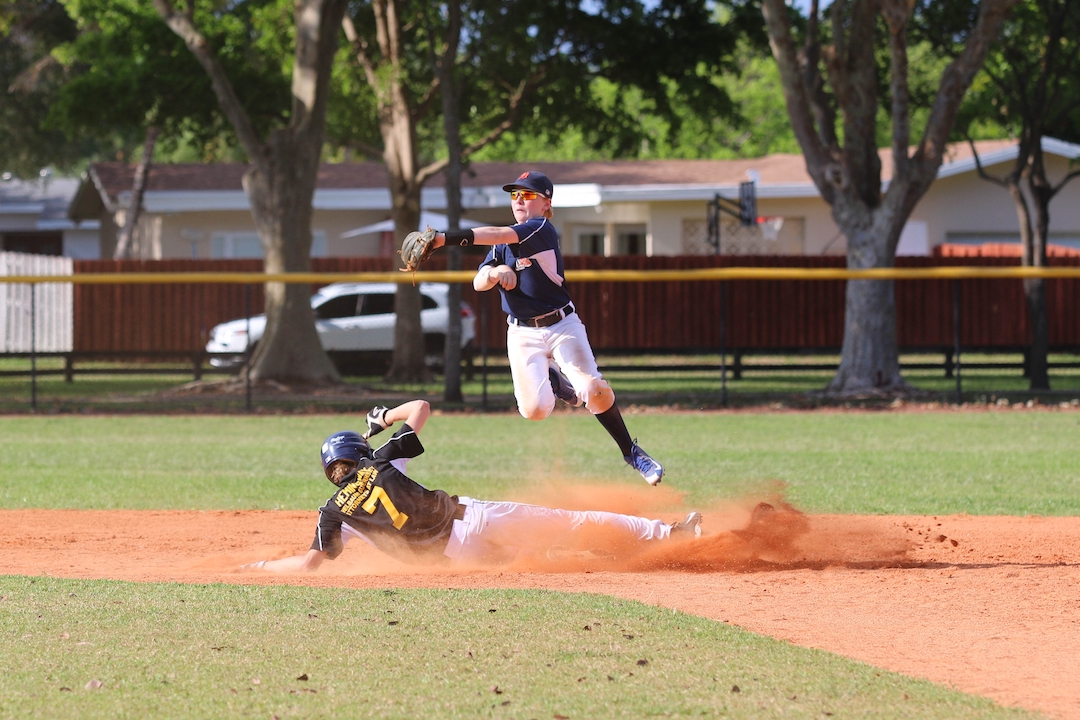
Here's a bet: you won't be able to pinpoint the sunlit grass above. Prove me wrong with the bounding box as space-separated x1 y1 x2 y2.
0 577 1038 720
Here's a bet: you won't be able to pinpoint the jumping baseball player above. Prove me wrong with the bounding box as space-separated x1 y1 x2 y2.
240 400 700 572
404 170 665 486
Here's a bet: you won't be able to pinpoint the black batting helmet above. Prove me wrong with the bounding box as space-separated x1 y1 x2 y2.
320 430 370 481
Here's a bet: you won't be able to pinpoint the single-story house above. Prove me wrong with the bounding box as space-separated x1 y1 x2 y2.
63 137 1080 261
0 171 100 258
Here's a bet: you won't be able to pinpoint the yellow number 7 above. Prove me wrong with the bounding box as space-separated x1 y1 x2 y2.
362 487 409 530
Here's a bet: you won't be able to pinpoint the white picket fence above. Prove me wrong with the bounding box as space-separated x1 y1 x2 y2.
0 252 74 353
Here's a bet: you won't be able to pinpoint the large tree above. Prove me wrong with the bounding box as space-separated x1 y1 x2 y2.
337 1 528 384
0 0 107 177
956 0 1080 390
152 0 347 383
45 0 284 168
760 0 1019 396
335 0 744 384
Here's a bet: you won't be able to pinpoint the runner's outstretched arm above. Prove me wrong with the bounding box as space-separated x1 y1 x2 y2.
241 548 325 573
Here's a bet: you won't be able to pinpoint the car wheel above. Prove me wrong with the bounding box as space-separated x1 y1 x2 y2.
423 334 447 370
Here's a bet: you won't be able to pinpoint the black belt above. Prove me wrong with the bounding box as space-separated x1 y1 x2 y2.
510 303 575 328
453 503 467 522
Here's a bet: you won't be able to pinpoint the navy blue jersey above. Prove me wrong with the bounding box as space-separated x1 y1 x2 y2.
480 217 573 320
310 424 460 564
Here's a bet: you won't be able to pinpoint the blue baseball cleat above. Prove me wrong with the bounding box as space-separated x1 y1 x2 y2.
625 441 664 485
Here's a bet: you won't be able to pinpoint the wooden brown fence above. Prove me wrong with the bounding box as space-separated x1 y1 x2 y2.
69 256 1080 356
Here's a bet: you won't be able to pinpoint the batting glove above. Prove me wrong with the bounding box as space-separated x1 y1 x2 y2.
364 405 390 439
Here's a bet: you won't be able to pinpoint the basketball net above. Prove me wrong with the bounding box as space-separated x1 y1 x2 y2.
759 216 784 243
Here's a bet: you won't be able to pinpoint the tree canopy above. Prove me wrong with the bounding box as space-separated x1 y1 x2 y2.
46 0 294 162
0 0 103 176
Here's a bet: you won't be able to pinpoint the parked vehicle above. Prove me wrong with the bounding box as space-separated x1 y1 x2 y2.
206 282 475 375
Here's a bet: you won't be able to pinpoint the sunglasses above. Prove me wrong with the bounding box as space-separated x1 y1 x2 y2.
509 190 544 201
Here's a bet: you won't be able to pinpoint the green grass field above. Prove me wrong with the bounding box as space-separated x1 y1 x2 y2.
1 578 1034 720
2 412 1078 515
3 411 1074 718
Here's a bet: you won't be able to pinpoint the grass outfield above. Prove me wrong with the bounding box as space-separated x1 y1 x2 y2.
2 411 1078 515
0 578 1037 720
2 411 1073 718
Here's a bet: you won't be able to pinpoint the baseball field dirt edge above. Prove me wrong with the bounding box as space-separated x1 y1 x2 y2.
1 509 1076 718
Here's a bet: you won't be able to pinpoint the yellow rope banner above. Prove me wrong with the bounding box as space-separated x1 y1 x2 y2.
2 266 1080 284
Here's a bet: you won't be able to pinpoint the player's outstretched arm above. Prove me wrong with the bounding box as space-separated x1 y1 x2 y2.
241 548 326 573
435 226 519 249
379 399 431 435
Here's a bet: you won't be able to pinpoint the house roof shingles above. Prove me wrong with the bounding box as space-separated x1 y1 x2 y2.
87 155 818 201
78 138 1067 216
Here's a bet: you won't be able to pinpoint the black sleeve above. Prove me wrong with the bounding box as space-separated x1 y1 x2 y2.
310 506 345 560
373 423 425 463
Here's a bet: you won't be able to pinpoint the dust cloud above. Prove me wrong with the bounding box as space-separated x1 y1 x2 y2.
223 480 914 576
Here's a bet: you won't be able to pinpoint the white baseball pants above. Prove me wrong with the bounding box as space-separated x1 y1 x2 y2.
506 313 602 420
443 496 671 565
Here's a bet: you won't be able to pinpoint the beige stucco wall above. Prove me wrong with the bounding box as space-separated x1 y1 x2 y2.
636 196 843 256
101 154 1080 260
910 154 1080 248
119 205 524 260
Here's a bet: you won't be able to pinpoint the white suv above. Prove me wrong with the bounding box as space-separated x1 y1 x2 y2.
206 282 475 374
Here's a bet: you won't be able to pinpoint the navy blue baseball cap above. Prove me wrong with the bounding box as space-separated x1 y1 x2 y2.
502 170 553 199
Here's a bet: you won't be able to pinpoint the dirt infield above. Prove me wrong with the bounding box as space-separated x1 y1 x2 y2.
3 508 1078 719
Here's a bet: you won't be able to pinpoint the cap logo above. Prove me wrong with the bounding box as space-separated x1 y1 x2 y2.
518 172 530 180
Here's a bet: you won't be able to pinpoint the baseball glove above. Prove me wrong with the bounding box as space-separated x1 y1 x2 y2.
399 226 438 272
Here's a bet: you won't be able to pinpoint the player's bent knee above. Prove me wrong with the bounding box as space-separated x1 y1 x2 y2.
585 380 615 414
519 399 554 421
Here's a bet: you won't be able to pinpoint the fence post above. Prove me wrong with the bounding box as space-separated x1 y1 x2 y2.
30 282 37 412
719 279 728 408
245 283 252 413
953 279 962 404
480 290 489 411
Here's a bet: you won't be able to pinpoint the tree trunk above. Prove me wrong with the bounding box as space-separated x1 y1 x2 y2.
1023 277 1050 389
385 185 428 384
439 2 465 403
113 126 158 260
827 219 908 395
155 0 346 386
760 0 1017 399
1023 171 1052 390
244 133 340 384
1000 172 1051 391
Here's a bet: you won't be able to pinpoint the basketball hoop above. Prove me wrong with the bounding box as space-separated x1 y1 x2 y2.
758 216 784 243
